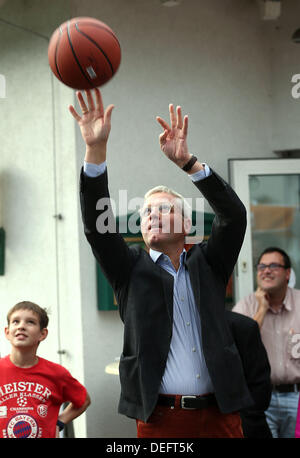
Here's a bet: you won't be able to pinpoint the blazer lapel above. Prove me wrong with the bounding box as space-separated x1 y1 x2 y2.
144 250 174 324
155 264 174 325
185 248 213 322
159 266 174 324
185 248 201 311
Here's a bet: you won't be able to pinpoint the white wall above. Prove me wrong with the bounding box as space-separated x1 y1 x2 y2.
0 23 58 360
72 0 274 207
0 0 88 438
261 0 300 151
0 0 300 439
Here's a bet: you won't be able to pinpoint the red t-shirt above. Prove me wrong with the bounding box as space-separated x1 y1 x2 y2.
0 355 87 438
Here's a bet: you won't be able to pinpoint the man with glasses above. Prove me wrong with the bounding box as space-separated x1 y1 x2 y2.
72 88 253 437
234 247 300 437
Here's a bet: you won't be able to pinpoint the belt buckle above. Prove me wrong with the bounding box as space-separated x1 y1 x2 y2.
181 395 197 410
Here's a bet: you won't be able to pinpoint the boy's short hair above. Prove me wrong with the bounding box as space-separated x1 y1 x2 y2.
7 301 49 330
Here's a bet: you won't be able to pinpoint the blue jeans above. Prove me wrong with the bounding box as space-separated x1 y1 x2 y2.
266 391 299 438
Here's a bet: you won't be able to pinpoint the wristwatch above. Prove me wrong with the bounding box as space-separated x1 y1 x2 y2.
56 419 65 431
182 155 198 172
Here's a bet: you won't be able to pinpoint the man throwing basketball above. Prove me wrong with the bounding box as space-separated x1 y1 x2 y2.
70 88 252 437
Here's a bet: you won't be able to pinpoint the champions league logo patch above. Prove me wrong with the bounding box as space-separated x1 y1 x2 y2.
16 396 28 407
3 414 41 438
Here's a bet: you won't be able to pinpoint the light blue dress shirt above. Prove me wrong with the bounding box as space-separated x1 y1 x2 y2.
84 159 214 395
83 160 210 182
150 249 214 395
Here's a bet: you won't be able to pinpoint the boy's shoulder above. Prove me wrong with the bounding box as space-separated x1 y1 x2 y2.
37 357 71 375
0 356 73 380
0 355 10 367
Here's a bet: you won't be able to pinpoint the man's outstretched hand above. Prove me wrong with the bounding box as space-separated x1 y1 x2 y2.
69 88 114 165
156 104 191 168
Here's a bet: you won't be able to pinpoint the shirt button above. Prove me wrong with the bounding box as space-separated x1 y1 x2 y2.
186 322 190 326
196 374 200 379
192 347 196 352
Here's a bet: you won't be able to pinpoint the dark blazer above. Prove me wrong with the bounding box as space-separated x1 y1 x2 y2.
80 167 254 422
226 311 272 438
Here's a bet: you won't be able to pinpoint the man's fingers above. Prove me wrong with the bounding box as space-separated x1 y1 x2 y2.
182 115 188 136
104 104 115 124
76 91 88 114
156 116 170 132
85 89 95 111
169 104 176 130
69 105 81 122
176 106 183 129
159 130 168 144
94 87 104 116
157 115 170 145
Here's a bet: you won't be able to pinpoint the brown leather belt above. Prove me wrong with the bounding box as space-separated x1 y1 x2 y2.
157 393 217 410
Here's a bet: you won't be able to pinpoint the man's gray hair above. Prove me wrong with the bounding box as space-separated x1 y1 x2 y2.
144 185 192 220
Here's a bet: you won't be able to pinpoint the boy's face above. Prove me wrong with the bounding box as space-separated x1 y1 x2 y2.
5 309 48 349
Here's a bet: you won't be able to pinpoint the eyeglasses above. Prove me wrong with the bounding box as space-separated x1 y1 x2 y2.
257 263 286 272
139 203 174 219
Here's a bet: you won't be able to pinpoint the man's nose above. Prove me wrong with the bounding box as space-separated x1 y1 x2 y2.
262 267 273 276
149 207 160 219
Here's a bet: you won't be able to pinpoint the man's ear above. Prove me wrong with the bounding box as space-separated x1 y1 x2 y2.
286 268 291 284
183 217 192 235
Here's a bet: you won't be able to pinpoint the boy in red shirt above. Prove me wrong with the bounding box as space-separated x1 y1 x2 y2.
0 301 90 438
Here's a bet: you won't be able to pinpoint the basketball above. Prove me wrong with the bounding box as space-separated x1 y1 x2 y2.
48 17 121 90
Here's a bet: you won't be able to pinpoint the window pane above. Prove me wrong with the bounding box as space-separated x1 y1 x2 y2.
249 174 300 289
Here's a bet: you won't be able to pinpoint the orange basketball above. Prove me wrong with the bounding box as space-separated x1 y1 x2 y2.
48 17 121 89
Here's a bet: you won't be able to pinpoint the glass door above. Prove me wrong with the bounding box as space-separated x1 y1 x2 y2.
229 158 300 303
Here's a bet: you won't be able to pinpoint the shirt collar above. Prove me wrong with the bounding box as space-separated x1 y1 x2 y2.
268 287 292 314
283 287 292 311
149 248 187 265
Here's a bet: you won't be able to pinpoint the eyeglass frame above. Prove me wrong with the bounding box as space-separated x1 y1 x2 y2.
256 263 288 272
139 202 176 219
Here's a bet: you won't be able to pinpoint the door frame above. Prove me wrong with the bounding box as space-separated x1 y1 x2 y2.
228 157 300 303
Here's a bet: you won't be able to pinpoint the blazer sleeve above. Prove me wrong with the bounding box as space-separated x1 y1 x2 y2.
79 168 135 303
194 170 247 284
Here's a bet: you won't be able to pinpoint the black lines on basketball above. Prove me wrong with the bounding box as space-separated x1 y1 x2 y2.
67 21 94 87
75 23 114 76
53 28 66 85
